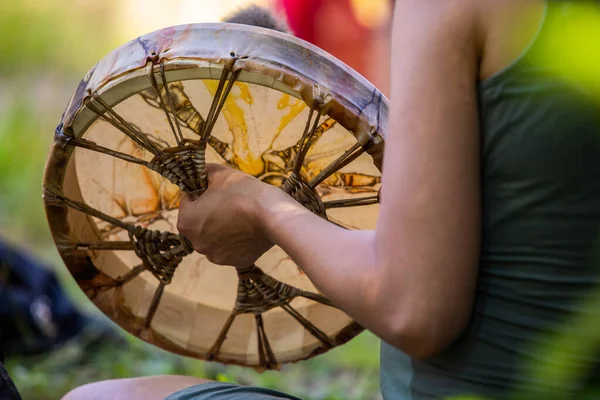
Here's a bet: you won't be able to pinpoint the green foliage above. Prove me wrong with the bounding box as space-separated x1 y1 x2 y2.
0 101 50 243
0 1 119 74
533 2 600 102
510 284 600 400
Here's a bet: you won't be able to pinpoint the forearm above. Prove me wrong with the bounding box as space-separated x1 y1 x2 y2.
258 185 476 358
258 192 400 343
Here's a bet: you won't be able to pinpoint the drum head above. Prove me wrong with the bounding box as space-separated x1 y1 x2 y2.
43 23 387 369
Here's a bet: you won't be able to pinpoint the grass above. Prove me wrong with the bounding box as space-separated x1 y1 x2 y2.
5 327 382 400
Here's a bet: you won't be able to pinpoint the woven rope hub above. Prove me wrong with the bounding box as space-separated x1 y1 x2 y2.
129 227 194 284
235 265 303 314
147 142 208 197
281 171 327 219
43 23 386 369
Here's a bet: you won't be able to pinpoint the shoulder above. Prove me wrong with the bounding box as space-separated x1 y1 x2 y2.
391 0 482 35
477 0 548 80
392 0 547 80
391 0 483 62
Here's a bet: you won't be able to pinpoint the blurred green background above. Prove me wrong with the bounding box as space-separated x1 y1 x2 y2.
0 1 382 399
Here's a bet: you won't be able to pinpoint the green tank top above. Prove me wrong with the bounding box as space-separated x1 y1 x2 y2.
381 2 600 398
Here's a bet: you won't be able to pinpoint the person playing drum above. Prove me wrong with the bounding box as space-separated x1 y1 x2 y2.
62 0 600 399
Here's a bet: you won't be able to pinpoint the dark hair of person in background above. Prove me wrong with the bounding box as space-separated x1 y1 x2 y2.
222 5 291 34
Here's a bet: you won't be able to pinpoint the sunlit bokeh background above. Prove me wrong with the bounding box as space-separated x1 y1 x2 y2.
0 1 390 399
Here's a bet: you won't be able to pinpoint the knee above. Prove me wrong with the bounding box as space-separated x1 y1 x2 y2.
61 379 125 400
61 375 212 400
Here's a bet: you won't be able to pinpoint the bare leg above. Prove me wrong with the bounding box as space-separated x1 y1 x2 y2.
61 375 212 400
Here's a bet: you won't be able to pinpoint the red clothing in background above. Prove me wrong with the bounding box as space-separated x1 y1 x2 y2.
275 0 391 94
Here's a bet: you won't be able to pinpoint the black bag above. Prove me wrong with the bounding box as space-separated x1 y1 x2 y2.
0 239 86 357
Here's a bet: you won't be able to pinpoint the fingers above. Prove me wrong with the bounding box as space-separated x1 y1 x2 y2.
179 164 228 206
179 192 192 207
176 193 199 235
176 212 191 237
205 163 230 185
203 248 263 268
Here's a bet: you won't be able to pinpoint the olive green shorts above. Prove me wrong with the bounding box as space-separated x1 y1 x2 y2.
165 382 302 400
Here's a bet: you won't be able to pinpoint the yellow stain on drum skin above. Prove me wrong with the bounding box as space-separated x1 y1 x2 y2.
238 83 253 105
128 165 160 215
204 81 264 176
276 94 306 135
146 170 180 210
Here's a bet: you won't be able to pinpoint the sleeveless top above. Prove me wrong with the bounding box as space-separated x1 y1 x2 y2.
381 2 600 398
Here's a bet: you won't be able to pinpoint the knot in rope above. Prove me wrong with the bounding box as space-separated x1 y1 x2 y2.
281 172 327 219
148 142 208 198
128 226 194 284
235 265 302 314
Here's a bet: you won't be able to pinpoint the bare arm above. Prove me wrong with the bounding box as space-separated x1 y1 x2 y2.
257 0 481 358
179 0 482 359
